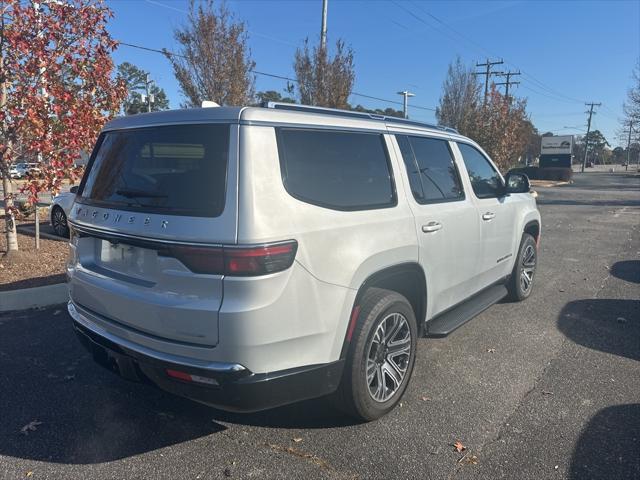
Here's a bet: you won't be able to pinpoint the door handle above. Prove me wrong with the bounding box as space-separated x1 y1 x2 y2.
482 212 496 221
422 221 443 233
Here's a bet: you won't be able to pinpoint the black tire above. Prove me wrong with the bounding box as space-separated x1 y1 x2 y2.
334 288 418 421
506 233 537 301
51 206 69 238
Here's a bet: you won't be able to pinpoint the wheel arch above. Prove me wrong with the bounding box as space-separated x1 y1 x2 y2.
523 219 540 243
339 262 427 359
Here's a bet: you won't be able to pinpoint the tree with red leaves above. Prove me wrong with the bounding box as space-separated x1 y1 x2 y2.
1 0 126 253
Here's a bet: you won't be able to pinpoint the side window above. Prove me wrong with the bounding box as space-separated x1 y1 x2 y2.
277 128 396 210
396 135 425 201
457 143 503 198
396 135 464 203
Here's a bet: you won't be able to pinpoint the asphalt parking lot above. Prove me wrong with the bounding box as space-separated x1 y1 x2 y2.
1 171 638 480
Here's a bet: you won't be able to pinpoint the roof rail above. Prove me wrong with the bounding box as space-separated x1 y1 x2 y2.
263 102 458 134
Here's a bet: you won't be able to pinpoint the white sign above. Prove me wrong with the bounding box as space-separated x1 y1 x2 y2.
541 135 573 155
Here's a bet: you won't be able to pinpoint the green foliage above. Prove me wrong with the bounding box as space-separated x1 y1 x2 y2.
352 105 404 118
255 90 296 105
117 62 170 114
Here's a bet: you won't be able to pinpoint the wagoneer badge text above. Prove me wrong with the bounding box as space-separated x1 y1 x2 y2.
75 207 169 229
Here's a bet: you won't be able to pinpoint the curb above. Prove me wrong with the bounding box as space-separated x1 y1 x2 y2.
16 223 67 242
0 283 68 313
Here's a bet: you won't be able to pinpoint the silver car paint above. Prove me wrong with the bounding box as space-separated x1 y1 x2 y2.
67 106 541 374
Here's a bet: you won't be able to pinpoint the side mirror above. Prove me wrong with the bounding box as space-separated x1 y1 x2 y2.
505 173 530 194
69 185 79 194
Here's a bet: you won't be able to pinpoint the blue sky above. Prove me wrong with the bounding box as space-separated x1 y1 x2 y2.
107 0 639 147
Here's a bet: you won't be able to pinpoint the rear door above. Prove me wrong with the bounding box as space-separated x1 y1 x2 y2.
454 142 518 286
68 123 238 347
393 134 481 317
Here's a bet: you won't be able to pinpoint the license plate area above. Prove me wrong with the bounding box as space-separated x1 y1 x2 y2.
95 239 157 280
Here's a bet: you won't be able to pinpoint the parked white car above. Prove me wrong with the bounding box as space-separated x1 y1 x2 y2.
10 163 28 179
49 185 78 237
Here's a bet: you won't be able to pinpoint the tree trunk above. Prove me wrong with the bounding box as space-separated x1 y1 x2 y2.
2 173 19 253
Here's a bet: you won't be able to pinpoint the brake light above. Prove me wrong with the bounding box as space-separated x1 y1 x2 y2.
159 241 298 276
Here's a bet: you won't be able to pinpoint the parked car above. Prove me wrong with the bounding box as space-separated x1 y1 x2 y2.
66 104 541 421
10 163 28 179
49 185 78 237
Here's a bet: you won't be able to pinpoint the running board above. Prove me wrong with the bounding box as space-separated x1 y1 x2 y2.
425 284 508 337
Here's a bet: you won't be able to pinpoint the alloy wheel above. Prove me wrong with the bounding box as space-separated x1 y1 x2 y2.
366 312 412 403
520 244 536 294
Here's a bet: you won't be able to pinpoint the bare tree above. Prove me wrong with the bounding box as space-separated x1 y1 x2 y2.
623 61 640 124
293 39 355 109
166 0 255 107
436 56 481 132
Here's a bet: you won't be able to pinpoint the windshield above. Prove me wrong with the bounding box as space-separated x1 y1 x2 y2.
78 123 230 217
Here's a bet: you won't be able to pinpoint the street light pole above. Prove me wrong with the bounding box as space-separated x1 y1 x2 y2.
397 90 415 119
320 0 328 51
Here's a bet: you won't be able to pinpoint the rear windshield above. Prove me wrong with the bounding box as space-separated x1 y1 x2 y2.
78 124 229 217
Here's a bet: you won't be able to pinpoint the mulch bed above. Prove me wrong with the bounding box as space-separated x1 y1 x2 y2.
0 223 68 291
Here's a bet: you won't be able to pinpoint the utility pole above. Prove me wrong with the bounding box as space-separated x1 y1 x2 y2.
320 0 328 51
581 102 601 173
624 120 633 171
474 58 504 103
144 73 154 113
495 70 521 102
397 90 415 119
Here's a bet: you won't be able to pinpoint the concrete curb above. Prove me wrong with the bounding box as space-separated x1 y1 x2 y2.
17 223 67 242
0 283 68 313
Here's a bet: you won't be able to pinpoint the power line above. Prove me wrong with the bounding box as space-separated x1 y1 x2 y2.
399 1 587 105
117 40 438 112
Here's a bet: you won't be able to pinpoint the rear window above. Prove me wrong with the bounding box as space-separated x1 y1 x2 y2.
276 128 396 210
78 124 229 217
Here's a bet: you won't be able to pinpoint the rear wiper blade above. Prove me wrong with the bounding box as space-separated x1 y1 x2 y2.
116 189 167 199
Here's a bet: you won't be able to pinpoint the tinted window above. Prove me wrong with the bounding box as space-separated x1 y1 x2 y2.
397 135 464 203
79 124 229 217
396 135 426 201
457 143 503 198
277 128 395 210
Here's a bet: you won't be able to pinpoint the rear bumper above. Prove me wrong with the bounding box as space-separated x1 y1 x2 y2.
69 302 344 412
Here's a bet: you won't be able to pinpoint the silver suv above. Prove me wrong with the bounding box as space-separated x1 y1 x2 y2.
67 103 540 420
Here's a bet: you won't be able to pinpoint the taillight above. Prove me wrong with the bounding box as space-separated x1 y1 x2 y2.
159 240 298 276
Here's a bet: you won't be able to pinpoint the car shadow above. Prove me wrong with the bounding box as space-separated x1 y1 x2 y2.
610 260 640 284
536 198 640 207
0 306 355 465
569 404 640 479
557 298 639 362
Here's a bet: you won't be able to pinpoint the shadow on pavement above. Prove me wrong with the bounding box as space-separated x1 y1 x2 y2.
610 260 640 284
560 300 640 478
557 299 640 362
536 198 640 207
0 307 354 465
0 273 66 291
569 404 640 479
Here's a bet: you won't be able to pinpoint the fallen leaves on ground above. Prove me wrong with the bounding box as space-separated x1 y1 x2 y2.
458 453 478 465
452 441 466 453
20 420 42 435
